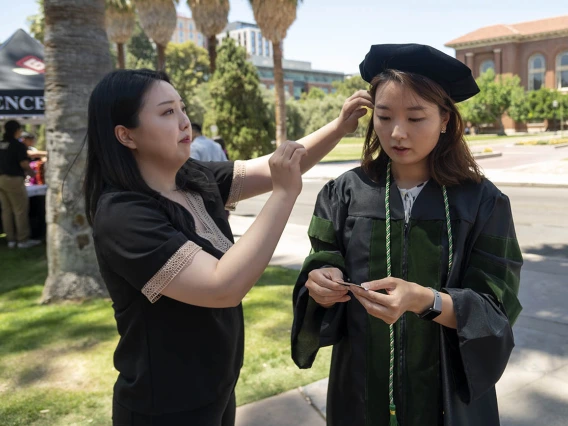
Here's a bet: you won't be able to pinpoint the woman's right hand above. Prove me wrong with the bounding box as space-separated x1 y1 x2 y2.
269 140 307 198
305 267 351 308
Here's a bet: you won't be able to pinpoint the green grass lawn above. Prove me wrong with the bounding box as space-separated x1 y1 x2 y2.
0 242 331 425
320 134 516 163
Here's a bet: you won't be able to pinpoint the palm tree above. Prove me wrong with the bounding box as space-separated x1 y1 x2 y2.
249 0 302 146
134 0 177 69
42 0 112 302
27 0 45 43
106 0 136 69
187 0 229 73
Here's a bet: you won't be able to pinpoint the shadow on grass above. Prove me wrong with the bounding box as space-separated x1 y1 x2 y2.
15 364 51 387
0 301 116 356
0 243 47 296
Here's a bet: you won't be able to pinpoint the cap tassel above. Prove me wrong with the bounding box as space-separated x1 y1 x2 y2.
389 404 399 426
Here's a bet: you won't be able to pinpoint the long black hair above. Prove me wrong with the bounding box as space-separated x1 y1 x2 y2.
84 69 211 228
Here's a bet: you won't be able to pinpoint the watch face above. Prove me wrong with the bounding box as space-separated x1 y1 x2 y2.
420 308 441 321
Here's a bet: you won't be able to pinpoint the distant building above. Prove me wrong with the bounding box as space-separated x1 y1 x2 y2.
251 55 345 99
216 22 273 58
446 15 568 132
171 15 207 49
215 22 344 99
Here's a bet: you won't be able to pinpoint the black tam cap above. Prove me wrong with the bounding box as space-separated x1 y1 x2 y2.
359 43 479 103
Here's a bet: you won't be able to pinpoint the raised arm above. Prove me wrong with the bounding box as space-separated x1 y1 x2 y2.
239 91 373 200
161 141 307 307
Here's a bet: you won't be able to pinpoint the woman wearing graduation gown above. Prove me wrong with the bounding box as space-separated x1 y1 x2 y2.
291 44 523 426
84 69 372 425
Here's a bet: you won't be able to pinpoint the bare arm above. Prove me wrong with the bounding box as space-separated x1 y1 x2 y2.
19 160 35 177
161 142 307 308
240 91 373 200
27 151 47 159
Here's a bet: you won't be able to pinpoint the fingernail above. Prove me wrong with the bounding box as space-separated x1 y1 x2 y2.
362 282 370 290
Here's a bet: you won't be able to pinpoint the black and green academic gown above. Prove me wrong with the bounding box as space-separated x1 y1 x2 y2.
291 167 522 426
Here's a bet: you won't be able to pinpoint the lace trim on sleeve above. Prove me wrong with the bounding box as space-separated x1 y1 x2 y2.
141 240 202 303
225 160 246 211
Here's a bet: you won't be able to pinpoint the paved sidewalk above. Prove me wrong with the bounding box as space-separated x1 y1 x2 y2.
232 215 568 426
301 148 568 188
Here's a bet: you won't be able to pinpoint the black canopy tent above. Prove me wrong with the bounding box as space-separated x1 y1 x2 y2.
0 29 46 239
0 29 45 121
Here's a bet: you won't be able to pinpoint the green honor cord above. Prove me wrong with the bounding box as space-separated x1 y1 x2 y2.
384 159 453 425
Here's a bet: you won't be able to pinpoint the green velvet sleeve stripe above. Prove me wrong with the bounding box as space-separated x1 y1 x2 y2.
301 251 346 271
474 233 523 263
308 215 337 245
468 252 522 325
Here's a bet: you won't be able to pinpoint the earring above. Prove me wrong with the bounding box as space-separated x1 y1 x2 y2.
441 128 446 134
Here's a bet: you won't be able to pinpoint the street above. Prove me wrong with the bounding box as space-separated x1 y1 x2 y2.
235 180 568 259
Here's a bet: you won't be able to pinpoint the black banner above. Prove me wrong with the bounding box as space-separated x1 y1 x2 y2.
0 90 44 115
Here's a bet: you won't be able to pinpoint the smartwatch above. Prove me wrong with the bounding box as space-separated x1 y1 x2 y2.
418 287 442 321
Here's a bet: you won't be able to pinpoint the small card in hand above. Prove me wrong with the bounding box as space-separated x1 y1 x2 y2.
334 280 367 290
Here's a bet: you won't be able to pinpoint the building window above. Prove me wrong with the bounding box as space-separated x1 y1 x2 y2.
189 23 194 31
265 40 270 56
179 22 183 29
528 54 546 91
190 32 194 40
479 59 495 75
179 30 184 42
556 51 568 89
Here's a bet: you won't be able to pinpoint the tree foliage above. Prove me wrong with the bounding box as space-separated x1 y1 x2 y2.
458 69 524 134
205 38 272 160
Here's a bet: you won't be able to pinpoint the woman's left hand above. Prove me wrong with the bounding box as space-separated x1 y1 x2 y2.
349 278 433 324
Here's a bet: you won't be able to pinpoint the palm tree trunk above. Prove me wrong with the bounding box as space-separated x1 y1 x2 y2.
207 35 217 74
42 0 112 302
272 41 287 147
117 42 125 69
157 43 166 70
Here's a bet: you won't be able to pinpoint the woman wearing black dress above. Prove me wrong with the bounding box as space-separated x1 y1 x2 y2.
84 69 372 425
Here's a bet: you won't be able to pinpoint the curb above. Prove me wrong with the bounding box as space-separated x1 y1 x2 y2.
554 143 568 149
473 152 503 159
491 181 568 189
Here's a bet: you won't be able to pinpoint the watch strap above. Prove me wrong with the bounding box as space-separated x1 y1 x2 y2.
418 287 442 320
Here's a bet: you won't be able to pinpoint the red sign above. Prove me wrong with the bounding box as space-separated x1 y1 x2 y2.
15 56 45 74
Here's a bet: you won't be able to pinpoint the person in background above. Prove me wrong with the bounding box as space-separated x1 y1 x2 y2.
0 120 41 249
21 132 47 160
189 123 228 162
213 136 229 160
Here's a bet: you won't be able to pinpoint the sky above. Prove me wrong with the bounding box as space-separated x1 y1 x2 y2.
2 0 567 74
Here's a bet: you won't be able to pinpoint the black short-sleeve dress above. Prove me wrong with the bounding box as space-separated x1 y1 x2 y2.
92 160 247 424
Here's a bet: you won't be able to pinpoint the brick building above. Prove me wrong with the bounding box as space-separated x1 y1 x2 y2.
446 15 568 132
